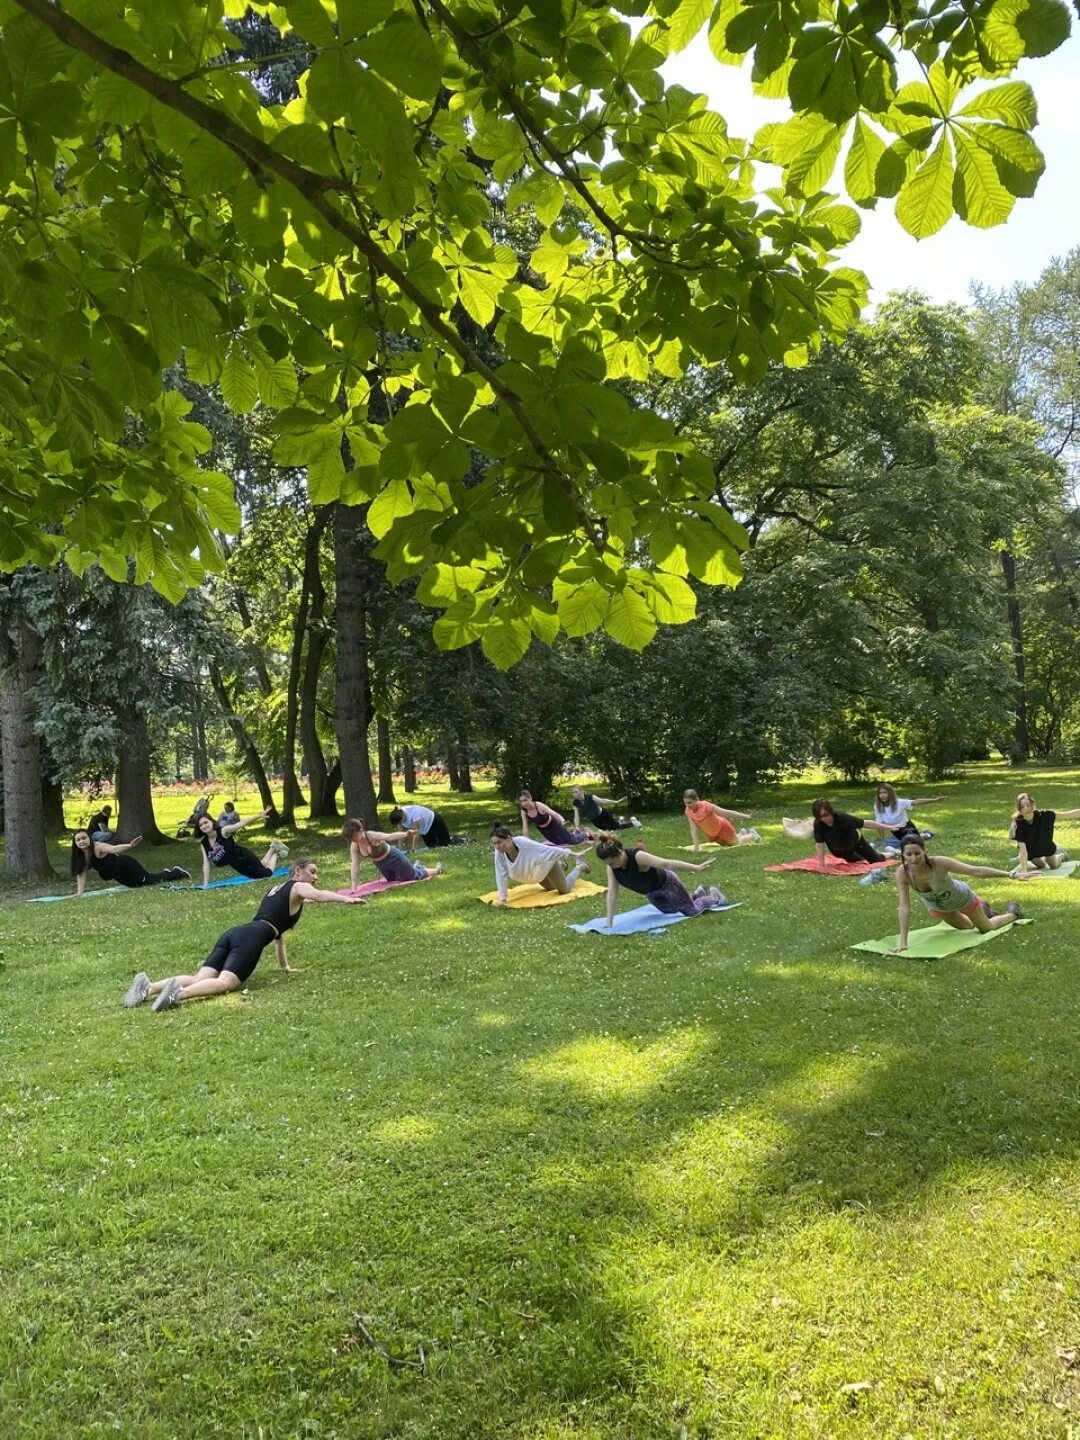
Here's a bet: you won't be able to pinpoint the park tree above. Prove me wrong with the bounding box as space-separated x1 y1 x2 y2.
0 0 1068 650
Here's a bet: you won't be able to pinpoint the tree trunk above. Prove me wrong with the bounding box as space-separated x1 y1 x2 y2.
283 515 329 823
403 745 417 793
1001 549 1029 764
209 664 281 822
1 615 52 880
444 733 461 791
376 715 396 803
457 728 473 793
322 758 341 816
41 772 66 835
113 710 170 845
300 512 332 821
333 502 378 820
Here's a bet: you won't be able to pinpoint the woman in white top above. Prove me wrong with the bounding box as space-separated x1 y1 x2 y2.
388 803 455 849
491 823 590 904
873 783 945 846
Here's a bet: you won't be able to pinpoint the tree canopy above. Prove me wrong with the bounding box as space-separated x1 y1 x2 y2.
0 0 1070 662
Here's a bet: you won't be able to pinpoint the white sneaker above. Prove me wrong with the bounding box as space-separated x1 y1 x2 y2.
1056 848 1069 862
691 885 705 899
152 977 184 1012
124 972 150 1008
578 862 591 876
270 839 289 859
630 816 643 829
434 861 445 875
708 885 727 906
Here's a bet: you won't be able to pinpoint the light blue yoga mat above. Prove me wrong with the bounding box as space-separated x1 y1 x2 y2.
28 887 128 904
569 902 742 936
196 866 289 890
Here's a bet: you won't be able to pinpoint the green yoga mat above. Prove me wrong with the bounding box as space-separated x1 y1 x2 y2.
851 917 1033 958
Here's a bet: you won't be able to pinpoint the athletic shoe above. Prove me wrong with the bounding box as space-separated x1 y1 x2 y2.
167 866 190 881
433 861 445 875
859 869 889 886
578 862 591 877
269 840 289 859
708 885 727 907
748 829 762 843
1056 848 1069 862
124 972 150 1009
921 830 934 840
152 977 184 1012
630 816 643 829
883 845 900 858
1007 900 1023 919
691 885 706 899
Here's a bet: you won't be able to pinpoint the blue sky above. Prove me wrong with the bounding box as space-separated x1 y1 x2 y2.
666 32 1080 305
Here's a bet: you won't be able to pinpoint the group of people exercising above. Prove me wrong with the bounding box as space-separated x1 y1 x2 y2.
82 781 1070 1009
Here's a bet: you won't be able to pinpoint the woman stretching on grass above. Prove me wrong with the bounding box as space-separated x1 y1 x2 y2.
519 791 584 845
342 818 443 887
123 858 363 1011
71 831 189 894
595 835 726 929
1011 792 1080 873
892 834 1025 954
196 807 288 885
872 783 946 848
683 790 761 850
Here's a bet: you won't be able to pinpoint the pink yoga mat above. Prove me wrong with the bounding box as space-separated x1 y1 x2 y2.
764 856 897 876
336 875 434 898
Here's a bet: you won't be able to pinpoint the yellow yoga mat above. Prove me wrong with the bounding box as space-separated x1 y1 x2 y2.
676 843 731 852
478 880 606 909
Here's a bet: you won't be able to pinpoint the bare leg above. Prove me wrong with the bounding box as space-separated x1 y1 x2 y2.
1045 853 1062 870
148 966 219 996
174 972 244 1001
261 844 278 870
967 907 1018 933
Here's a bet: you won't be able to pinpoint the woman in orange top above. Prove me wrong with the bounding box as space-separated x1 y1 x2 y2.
683 789 761 851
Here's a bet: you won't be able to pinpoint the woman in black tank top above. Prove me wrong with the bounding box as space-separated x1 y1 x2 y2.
196 808 286 885
122 859 366 1012
71 830 189 894
594 837 727 930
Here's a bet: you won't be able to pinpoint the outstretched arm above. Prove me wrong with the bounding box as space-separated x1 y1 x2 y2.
637 848 714 874
861 819 897 834
941 857 1023 880
292 882 366 904
594 795 624 808
96 836 142 855
1057 808 1080 821
713 805 751 821
909 796 946 807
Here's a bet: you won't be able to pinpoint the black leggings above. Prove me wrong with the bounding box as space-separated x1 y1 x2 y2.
835 836 884 864
593 808 635 831
230 845 274 880
203 921 275 984
422 813 452 847
100 856 171 888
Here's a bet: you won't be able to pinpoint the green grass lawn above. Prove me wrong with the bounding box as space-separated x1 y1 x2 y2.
2 771 1080 1438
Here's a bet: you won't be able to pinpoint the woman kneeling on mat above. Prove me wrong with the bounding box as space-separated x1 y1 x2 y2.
893 834 1025 954
72 831 189 894
123 858 363 1010
812 798 896 868
343 818 442 887
595 835 725 929
683 790 760 849
196 807 288 885
1011 792 1080 874
492 823 589 904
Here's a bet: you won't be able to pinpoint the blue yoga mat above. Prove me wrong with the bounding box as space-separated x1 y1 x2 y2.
196 866 289 890
28 887 128 904
569 901 742 936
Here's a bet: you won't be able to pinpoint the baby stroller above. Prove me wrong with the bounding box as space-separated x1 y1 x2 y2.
176 794 213 840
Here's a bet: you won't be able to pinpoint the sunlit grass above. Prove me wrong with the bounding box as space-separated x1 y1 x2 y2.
1 767 1079 1436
